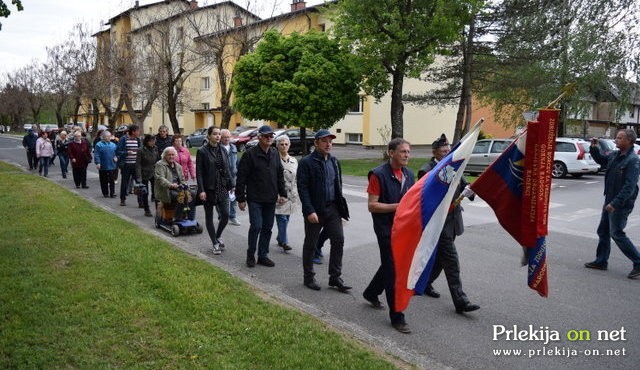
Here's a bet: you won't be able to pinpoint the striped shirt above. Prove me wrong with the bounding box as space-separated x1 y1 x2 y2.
125 137 140 164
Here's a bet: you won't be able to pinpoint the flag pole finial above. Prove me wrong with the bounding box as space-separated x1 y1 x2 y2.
547 83 577 109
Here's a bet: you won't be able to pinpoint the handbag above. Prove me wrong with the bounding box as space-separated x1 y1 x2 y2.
336 195 350 221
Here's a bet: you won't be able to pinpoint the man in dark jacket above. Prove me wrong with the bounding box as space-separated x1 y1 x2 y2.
155 125 173 154
297 129 351 292
236 125 286 267
22 129 38 170
417 134 479 314
364 138 414 333
586 129 640 279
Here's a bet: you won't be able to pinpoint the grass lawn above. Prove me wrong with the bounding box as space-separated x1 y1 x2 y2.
0 162 399 369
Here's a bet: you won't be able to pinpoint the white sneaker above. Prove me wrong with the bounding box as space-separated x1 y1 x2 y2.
217 239 225 251
229 218 241 226
212 243 221 255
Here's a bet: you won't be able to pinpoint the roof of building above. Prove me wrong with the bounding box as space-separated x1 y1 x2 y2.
194 1 335 41
129 0 261 35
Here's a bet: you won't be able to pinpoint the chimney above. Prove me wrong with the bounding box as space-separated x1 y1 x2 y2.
233 13 243 27
134 0 139 8
190 0 198 9
290 0 306 12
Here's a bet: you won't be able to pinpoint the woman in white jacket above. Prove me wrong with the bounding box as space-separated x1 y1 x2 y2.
36 130 54 177
275 135 299 252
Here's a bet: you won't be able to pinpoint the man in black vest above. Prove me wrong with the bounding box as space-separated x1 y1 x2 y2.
417 134 479 315
363 138 414 333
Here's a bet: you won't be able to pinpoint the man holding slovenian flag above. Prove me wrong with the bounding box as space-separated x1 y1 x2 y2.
469 108 559 297
391 120 483 313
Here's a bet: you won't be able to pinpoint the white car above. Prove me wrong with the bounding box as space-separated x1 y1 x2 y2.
552 138 600 178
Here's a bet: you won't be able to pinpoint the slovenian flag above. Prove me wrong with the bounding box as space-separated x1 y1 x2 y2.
470 109 558 297
391 121 483 312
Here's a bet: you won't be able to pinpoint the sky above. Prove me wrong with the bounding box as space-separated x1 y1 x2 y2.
0 0 324 78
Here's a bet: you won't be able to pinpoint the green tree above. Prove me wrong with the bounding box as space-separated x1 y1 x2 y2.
0 0 23 31
331 0 480 139
233 29 362 151
477 0 640 134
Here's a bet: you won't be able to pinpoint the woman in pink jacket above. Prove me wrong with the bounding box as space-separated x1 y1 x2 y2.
172 135 195 181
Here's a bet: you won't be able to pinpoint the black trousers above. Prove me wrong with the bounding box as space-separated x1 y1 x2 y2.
363 235 405 325
302 204 344 282
138 178 155 212
429 233 470 309
204 195 229 246
99 170 116 196
72 167 87 187
26 149 38 169
120 163 136 201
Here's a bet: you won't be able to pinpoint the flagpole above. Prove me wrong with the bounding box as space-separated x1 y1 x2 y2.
546 83 577 109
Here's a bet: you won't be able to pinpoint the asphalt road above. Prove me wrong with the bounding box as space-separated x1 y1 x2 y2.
2 134 638 369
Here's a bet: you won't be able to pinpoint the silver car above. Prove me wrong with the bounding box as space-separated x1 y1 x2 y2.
465 139 514 175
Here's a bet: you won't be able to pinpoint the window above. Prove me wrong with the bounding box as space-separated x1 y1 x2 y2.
349 97 364 113
146 34 152 45
472 141 491 154
201 77 210 90
555 142 576 152
202 103 210 110
490 140 511 153
631 106 636 118
346 133 363 144
318 24 326 32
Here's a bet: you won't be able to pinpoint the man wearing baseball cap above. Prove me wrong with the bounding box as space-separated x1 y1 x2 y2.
297 129 351 292
236 125 287 268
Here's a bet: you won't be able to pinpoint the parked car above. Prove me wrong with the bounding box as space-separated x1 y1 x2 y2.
231 128 259 152
231 125 256 136
244 128 317 155
465 138 514 175
552 138 600 178
185 128 208 148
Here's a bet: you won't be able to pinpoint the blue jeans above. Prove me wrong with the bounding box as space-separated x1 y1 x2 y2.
38 157 50 176
595 207 640 268
275 214 290 245
247 201 276 259
58 153 69 176
229 199 237 219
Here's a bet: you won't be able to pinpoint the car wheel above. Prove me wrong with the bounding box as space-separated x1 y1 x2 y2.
186 140 191 148
552 161 567 178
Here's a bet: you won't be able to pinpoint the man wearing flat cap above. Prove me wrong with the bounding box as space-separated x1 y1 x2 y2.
297 129 352 292
417 134 480 315
236 125 287 268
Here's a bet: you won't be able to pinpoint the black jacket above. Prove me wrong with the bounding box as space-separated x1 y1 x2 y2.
296 150 345 218
196 143 232 195
236 145 285 203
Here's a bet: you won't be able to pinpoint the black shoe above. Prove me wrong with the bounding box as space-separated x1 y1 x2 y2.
363 293 385 310
628 267 640 279
584 262 607 270
278 242 292 251
257 257 275 267
144 211 153 217
392 322 412 334
424 285 440 298
76 185 80 189
62 174 66 178
304 280 321 291
456 303 480 314
110 194 116 198
246 255 256 268
328 278 352 293
82 185 89 189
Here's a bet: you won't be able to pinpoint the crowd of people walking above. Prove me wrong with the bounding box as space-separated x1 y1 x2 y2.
22 124 490 334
